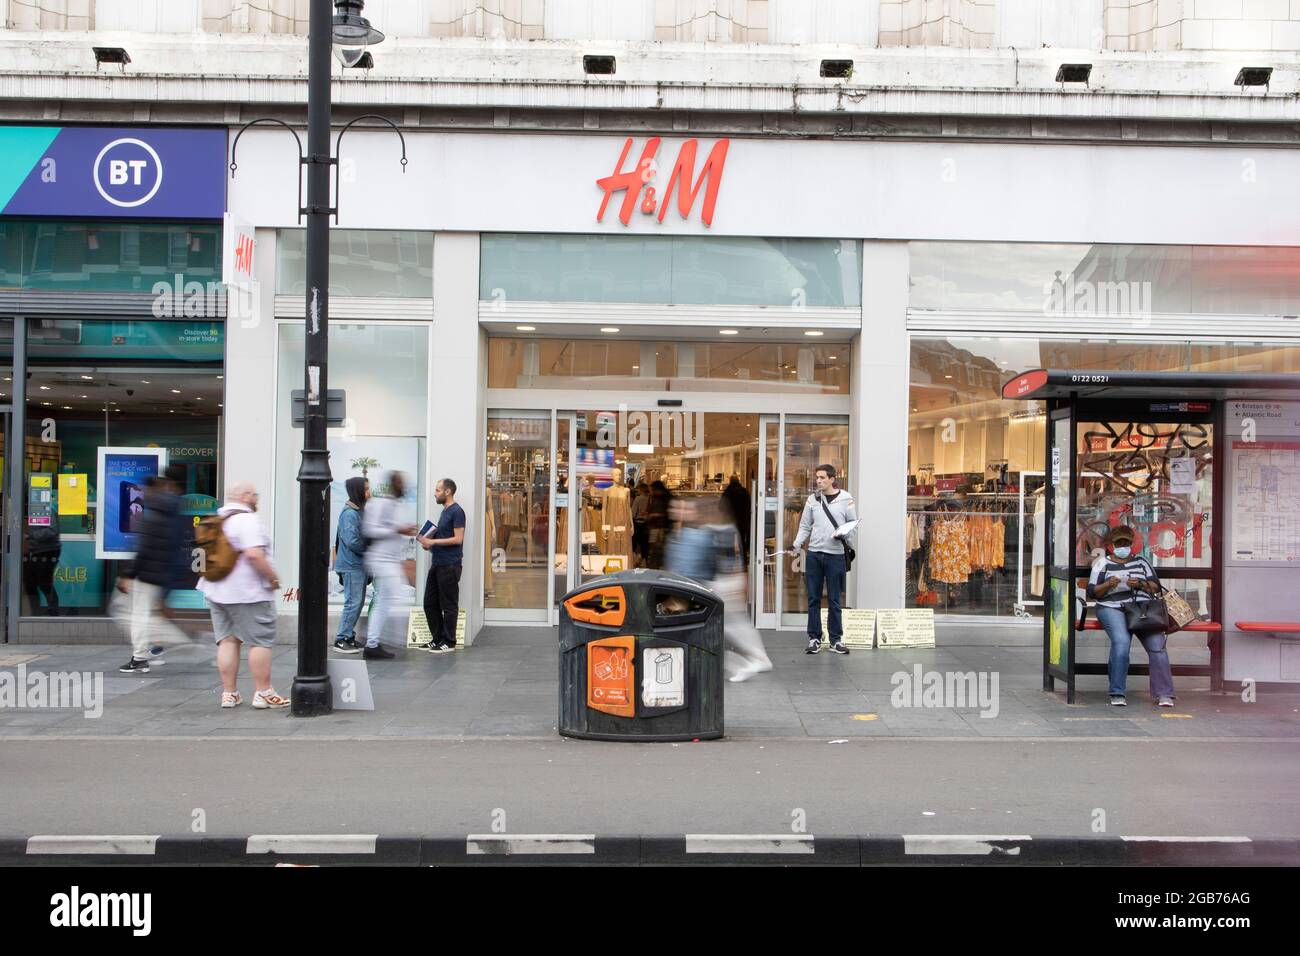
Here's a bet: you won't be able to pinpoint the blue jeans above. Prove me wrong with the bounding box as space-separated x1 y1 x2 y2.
805 550 846 642
1096 604 1175 699
336 571 367 643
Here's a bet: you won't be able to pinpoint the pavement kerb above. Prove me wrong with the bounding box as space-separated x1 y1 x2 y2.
3 835 1297 866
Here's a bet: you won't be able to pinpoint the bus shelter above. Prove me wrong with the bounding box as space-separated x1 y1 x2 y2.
1001 370 1300 703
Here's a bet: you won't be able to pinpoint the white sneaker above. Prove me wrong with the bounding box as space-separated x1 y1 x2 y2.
252 689 291 710
1109 695 1127 706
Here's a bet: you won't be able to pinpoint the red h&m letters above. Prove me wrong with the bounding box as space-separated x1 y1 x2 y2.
596 137 729 227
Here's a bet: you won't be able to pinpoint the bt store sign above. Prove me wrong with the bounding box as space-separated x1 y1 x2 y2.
0 126 226 218
94 137 164 208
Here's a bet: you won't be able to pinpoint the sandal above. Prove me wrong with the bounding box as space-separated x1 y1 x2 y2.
221 691 242 709
252 689 291 710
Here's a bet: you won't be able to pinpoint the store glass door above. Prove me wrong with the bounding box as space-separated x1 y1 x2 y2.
483 411 552 623
755 415 780 629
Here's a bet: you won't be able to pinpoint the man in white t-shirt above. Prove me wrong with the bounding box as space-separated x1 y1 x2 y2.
197 482 287 710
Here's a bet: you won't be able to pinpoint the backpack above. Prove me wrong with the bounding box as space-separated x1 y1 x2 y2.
194 513 241 582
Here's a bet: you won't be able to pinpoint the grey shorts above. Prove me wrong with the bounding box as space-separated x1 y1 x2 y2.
209 600 277 648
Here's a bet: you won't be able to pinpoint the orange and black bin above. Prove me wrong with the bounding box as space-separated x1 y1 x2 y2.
559 569 724 742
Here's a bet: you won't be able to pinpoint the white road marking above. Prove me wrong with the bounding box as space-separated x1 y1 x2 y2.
246 835 378 854
904 835 1032 855
466 834 596 855
27 835 158 855
685 834 815 854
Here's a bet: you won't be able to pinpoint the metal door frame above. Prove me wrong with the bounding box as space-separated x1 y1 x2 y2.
550 410 577 626
754 414 781 629
482 408 553 625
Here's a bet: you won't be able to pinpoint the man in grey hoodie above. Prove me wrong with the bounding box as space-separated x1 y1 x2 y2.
791 464 857 655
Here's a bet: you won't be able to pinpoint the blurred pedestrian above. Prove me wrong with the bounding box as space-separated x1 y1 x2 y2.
115 471 193 674
362 470 416 660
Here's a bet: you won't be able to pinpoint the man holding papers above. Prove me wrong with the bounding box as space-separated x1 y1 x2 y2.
416 478 466 653
791 464 858 656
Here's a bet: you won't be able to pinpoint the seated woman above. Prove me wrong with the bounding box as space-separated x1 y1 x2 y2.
1087 525 1175 708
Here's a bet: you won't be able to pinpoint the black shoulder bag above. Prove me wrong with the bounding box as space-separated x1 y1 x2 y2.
818 495 856 572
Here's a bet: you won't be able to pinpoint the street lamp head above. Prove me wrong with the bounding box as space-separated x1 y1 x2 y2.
332 1 385 47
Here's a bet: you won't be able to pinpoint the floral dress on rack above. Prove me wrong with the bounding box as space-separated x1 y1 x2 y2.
929 516 972 584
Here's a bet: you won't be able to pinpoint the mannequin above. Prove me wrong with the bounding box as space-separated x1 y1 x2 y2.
602 469 632 559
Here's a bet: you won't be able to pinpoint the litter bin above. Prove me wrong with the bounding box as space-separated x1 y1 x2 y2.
559 568 724 742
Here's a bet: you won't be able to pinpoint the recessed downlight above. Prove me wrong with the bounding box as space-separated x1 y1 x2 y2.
516 325 536 332
804 330 824 337
719 329 740 335
600 327 620 333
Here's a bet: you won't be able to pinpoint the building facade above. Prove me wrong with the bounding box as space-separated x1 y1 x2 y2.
1 0 1297 644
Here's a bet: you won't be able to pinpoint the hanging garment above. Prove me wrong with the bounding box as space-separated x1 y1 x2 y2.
1030 494 1046 596
929 516 972 585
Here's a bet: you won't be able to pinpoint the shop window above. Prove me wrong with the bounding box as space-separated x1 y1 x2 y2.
273 322 430 612
909 241 1300 316
481 234 862 307
275 229 433 298
14 320 222 617
0 220 221 292
487 336 850 395
905 335 1300 621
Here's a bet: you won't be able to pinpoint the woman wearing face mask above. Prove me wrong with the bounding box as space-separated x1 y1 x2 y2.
1087 525 1174 708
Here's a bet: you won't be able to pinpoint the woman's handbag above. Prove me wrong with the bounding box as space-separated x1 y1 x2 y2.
1162 587 1197 633
1123 594 1170 635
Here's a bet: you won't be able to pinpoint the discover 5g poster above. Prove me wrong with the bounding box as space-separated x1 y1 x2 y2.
96 446 169 560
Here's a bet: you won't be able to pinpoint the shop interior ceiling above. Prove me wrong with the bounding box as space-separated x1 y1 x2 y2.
23 368 222 416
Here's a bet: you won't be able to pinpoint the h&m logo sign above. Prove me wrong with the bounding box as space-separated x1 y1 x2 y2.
93 137 164 208
596 137 729 227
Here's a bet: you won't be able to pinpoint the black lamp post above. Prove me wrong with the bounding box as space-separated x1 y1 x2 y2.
228 0 403 717
294 0 384 716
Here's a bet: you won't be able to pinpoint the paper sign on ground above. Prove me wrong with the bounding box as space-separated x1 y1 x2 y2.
877 608 936 647
839 608 877 648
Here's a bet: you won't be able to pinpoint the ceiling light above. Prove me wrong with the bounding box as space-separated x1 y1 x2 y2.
39 385 50 390
61 405 72 410
516 325 536 332
804 330 824 337
600 327 619 333
80 374 93 380
171 389 182 394
719 329 739 335
80 395 88 398
141 380 151 384
216 375 223 380
631 365 639 370
945 374 953 379
829 355 838 360
41 401 51 406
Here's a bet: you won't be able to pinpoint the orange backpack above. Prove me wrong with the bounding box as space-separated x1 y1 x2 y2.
194 513 241 581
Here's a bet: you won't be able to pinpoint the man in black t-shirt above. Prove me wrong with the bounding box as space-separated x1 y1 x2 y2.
416 478 466 652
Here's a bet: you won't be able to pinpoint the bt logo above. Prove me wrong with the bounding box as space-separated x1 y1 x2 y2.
93 137 163 208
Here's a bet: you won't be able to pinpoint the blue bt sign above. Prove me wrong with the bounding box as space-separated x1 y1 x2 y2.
0 125 226 219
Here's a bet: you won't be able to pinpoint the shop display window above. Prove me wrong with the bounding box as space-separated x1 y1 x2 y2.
10 320 222 617
906 335 1300 620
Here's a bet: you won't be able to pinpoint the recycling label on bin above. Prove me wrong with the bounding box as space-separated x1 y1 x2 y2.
587 636 636 718
642 646 685 708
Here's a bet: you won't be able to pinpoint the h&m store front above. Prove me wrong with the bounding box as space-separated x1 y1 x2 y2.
222 128 1300 644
